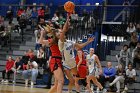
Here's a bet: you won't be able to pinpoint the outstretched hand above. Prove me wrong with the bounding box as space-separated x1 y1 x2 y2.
87 37 95 43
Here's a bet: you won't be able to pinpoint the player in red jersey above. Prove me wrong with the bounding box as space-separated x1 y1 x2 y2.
38 19 69 93
75 50 93 93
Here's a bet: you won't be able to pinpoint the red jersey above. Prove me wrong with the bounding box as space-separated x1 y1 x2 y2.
5 60 15 71
48 39 61 57
75 50 86 65
75 50 87 78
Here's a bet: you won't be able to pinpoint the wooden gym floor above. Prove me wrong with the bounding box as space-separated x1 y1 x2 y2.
0 85 49 93
0 84 116 93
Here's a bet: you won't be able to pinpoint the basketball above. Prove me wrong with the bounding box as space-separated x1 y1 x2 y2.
64 1 75 13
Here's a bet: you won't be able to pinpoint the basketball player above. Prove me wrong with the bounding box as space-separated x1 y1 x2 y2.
75 50 93 93
86 48 107 92
38 20 69 93
58 16 94 93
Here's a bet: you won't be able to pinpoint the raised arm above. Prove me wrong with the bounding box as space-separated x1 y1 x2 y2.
75 37 95 50
38 30 49 46
60 16 70 42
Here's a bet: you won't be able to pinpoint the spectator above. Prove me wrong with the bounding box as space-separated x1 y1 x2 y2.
22 58 38 87
38 17 46 26
122 64 136 93
51 13 59 22
11 57 23 83
26 6 32 19
70 13 79 27
1 27 10 46
31 7 38 30
34 28 42 51
6 6 13 21
7 21 15 32
38 6 45 21
26 49 35 59
58 14 66 26
129 32 138 50
0 17 5 45
17 7 25 21
21 51 30 70
44 5 50 20
31 7 38 20
1 56 15 83
126 22 136 36
0 15 4 25
132 42 140 68
37 47 46 67
109 64 126 93
136 23 140 42
136 23 140 34
119 45 130 69
19 14 27 31
99 62 116 92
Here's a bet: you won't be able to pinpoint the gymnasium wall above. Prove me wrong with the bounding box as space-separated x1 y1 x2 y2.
0 0 103 16
0 0 21 16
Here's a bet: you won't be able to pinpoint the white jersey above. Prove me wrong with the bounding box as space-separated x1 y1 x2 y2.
58 40 76 69
86 54 96 74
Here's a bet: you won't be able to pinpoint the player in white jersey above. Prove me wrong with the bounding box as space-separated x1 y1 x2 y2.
59 40 76 69
86 48 107 92
58 17 94 93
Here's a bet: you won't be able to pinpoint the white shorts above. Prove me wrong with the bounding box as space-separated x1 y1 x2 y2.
89 69 95 75
63 58 76 70
89 68 100 77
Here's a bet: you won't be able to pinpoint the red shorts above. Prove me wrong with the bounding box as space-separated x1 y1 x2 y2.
78 65 87 78
49 57 62 72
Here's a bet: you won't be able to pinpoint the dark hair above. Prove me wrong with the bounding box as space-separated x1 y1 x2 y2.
52 22 60 29
128 63 133 67
30 56 37 62
39 47 44 51
123 44 128 48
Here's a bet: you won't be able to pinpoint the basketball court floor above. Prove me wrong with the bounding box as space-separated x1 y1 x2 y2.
0 84 110 93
